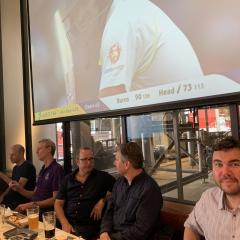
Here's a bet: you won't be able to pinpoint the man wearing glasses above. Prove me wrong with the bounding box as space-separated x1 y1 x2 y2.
55 147 115 240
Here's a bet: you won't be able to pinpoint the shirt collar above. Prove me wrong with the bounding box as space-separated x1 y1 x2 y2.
218 190 225 210
71 168 96 181
218 190 240 211
124 169 145 186
41 159 57 172
71 168 79 180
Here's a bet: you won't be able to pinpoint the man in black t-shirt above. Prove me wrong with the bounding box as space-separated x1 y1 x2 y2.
0 144 36 209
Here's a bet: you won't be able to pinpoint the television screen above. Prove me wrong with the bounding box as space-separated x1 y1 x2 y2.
28 0 240 122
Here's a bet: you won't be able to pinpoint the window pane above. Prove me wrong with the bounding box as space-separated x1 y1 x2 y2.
126 105 232 202
56 123 64 166
70 117 122 172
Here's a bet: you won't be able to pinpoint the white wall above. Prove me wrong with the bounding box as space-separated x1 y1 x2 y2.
31 125 57 171
1 0 25 170
1 0 56 173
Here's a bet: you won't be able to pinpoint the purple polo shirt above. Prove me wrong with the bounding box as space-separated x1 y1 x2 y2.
31 160 64 201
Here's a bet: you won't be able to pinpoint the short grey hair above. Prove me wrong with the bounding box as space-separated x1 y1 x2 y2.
38 138 56 156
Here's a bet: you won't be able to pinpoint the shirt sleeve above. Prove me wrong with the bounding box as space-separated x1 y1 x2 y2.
184 193 206 236
100 185 116 234
56 175 68 200
12 163 36 189
22 163 36 180
105 173 116 192
100 14 140 92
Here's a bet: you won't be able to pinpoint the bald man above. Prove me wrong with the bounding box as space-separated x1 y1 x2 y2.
0 144 36 209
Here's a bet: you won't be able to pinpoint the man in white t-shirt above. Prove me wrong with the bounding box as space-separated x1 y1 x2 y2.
99 0 203 97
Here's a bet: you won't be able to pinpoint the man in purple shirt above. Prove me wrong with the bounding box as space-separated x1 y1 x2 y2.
11 139 64 214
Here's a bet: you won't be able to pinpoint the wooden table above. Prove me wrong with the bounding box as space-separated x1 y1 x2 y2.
0 221 85 240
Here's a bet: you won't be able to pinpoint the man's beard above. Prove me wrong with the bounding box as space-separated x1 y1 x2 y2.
216 176 240 196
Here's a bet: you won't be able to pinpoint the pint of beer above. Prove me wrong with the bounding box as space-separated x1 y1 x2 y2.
42 211 56 240
0 204 5 226
27 205 39 230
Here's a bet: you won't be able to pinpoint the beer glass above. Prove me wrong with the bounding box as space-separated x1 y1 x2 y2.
42 211 56 240
0 204 5 226
27 205 39 230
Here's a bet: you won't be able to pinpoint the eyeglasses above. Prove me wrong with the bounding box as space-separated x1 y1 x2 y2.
78 157 94 161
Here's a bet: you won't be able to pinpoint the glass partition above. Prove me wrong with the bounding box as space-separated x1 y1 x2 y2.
70 117 122 173
58 104 232 202
56 123 64 166
126 105 232 202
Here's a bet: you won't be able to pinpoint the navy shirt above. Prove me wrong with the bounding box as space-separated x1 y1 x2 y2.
32 160 64 202
3 161 36 209
57 168 115 226
101 171 163 240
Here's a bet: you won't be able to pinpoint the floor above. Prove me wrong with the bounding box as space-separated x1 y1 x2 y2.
151 158 216 202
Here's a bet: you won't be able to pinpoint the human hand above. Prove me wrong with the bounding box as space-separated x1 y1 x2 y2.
9 180 18 188
15 202 32 212
100 232 111 240
62 222 75 234
90 198 105 220
9 180 21 192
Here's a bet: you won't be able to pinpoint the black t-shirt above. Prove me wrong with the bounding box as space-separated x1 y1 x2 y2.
3 161 36 209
